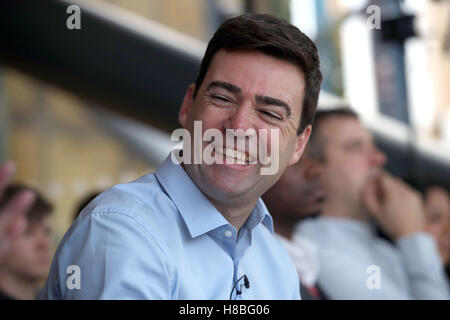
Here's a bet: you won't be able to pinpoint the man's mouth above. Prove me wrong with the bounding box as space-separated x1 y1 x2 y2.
214 147 253 165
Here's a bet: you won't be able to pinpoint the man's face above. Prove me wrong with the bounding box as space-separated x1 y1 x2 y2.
179 49 310 204
318 117 386 205
425 187 450 265
1 216 52 281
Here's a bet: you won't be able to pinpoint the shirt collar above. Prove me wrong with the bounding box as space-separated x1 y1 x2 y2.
247 199 274 234
155 155 273 238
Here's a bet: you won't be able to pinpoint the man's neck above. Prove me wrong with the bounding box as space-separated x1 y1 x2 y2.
208 197 257 231
0 271 38 300
181 163 259 231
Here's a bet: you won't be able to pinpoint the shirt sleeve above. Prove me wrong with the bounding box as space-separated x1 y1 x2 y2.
396 232 450 300
41 210 175 299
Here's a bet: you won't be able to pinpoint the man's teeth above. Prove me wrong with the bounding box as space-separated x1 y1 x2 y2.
215 148 249 164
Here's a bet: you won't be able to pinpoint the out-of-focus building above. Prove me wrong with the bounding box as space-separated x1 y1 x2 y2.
1 0 215 245
333 0 450 143
422 0 450 141
2 69 154 246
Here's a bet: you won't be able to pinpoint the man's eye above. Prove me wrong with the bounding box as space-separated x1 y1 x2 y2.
259 109 282 120
211 95 232 103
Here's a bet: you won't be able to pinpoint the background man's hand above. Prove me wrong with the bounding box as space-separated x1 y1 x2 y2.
363 172 425 240
0 162 34 261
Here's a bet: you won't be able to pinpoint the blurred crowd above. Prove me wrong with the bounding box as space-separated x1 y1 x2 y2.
263 108 450 299
1 107 449 300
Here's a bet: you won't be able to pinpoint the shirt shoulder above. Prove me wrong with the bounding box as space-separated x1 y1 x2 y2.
80 174 173 216
296 218 329 244
77 174 183 242
296 218 372 257
43 174 187 299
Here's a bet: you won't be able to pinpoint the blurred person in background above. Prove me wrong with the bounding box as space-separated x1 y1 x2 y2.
0 184 53 300
0 163 35 263
296 108 450 299
263 157 326 299
423 185 450 285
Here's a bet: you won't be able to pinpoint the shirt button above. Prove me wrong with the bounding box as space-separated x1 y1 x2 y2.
224 230 233 238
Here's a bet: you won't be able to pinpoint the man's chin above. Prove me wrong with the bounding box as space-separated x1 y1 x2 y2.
211 179 252 196
194 163 262 200
204 176 256 201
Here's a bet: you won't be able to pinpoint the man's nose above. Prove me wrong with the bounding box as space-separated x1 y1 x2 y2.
224 104 254 131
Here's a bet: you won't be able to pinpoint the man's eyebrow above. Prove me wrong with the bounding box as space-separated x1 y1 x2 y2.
206 81 242 94
344 139 363 146
255 95 291 116
343 138 366 148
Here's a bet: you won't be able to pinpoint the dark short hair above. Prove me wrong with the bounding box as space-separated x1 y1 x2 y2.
0 184 53 224
193 13 322 135
304 107 358 162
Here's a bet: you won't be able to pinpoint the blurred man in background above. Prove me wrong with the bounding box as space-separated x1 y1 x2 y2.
0 163 34 262
0 184 52 300
296 108 450 299
263 157 326 299
424 185 450 285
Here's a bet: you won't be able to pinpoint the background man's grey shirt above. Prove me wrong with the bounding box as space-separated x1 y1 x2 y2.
297 217 450 299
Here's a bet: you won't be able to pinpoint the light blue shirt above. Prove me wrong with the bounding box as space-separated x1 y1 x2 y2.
40 156 300 300
297 217 450 300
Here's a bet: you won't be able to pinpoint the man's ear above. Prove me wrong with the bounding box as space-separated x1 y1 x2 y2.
178 83 196 128
289 125 312 166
